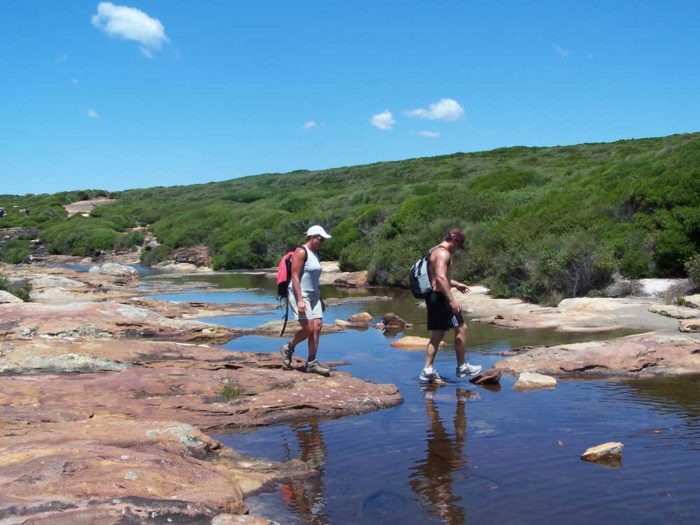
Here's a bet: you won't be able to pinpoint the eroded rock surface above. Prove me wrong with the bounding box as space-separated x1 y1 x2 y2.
122 297 276 319
63 197 116 217
0 338 401 523
467 293 678 332
88 262 139 278
0 301 239 342
494 332 700 377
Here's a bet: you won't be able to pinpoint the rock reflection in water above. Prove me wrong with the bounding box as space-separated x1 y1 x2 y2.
278 421 329 525
409 386 471 525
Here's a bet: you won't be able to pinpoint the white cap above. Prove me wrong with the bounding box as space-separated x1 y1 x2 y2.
306 225 332 239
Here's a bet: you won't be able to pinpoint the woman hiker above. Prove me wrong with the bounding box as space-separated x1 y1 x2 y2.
280 225 332 376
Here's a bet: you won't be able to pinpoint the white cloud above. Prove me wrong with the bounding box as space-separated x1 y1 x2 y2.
406 98 464 121
87 109 99 119
418 130 440 138
371 109 395 130
552 43 570 59
303 120 317 130
91 2 168 57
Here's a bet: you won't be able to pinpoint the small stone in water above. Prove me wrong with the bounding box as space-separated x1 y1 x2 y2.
581 442 624 464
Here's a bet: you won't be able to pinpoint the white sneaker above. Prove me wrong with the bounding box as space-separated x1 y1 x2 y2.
419 367 441 383
456 362 482 378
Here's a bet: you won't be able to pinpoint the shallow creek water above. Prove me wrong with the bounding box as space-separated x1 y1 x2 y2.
148 272 699 525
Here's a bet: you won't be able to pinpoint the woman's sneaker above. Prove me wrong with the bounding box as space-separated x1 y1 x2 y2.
456 362 482 378
419 367 441 383
305 359 330 376
280 343 294 369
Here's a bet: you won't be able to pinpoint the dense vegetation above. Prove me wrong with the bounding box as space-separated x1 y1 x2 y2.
2 132 699 304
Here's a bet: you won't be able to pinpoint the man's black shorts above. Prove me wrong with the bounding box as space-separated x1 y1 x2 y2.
426 291 464 331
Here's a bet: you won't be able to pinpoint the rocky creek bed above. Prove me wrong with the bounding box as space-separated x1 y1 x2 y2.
1 256 699 523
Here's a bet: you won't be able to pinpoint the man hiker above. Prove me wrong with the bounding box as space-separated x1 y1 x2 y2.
419 228 482 382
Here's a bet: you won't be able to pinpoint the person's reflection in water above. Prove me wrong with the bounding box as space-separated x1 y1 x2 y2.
278 421 329 525
410 386 470 524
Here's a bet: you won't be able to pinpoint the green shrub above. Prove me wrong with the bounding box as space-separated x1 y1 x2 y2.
4 132 700 303
619 249 654 279
221 384 244 402
339 241 372 272
0 240 31 264
140 244 173 267
685 253 700 286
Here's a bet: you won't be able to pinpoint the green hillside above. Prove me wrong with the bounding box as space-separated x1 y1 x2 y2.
3 132 700 304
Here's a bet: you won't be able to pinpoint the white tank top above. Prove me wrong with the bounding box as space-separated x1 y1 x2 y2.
289 247 322 295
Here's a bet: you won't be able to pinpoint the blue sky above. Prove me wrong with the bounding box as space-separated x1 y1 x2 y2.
2 1 699 195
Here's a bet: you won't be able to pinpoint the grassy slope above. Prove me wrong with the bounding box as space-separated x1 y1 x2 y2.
2 132 699 302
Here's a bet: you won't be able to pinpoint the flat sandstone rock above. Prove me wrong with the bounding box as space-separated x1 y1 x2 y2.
495 332 700 377
391 336 446 350
513 372 557 390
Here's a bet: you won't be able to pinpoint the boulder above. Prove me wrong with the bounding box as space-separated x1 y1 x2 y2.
349 312 373 323
334 271 369 288
648 304 700 319
581 442 624 465
89 263 138 278
172 245 212 268
679 319 700 333
469 369 501 385
391 336 446 350
0 290 23 303
30 275 87 289
513 372 557 390
683 294 700 309
382 313 412 330
335 319 369 330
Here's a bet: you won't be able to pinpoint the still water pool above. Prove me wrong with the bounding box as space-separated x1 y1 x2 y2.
147 272 699 524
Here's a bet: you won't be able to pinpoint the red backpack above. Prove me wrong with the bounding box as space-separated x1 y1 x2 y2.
276 247 308 299
276 246 308 337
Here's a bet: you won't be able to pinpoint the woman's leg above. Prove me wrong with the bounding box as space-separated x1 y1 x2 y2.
307 318 322 361
290 319 312 349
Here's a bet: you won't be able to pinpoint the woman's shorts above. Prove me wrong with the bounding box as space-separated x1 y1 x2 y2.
289 293 323 320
